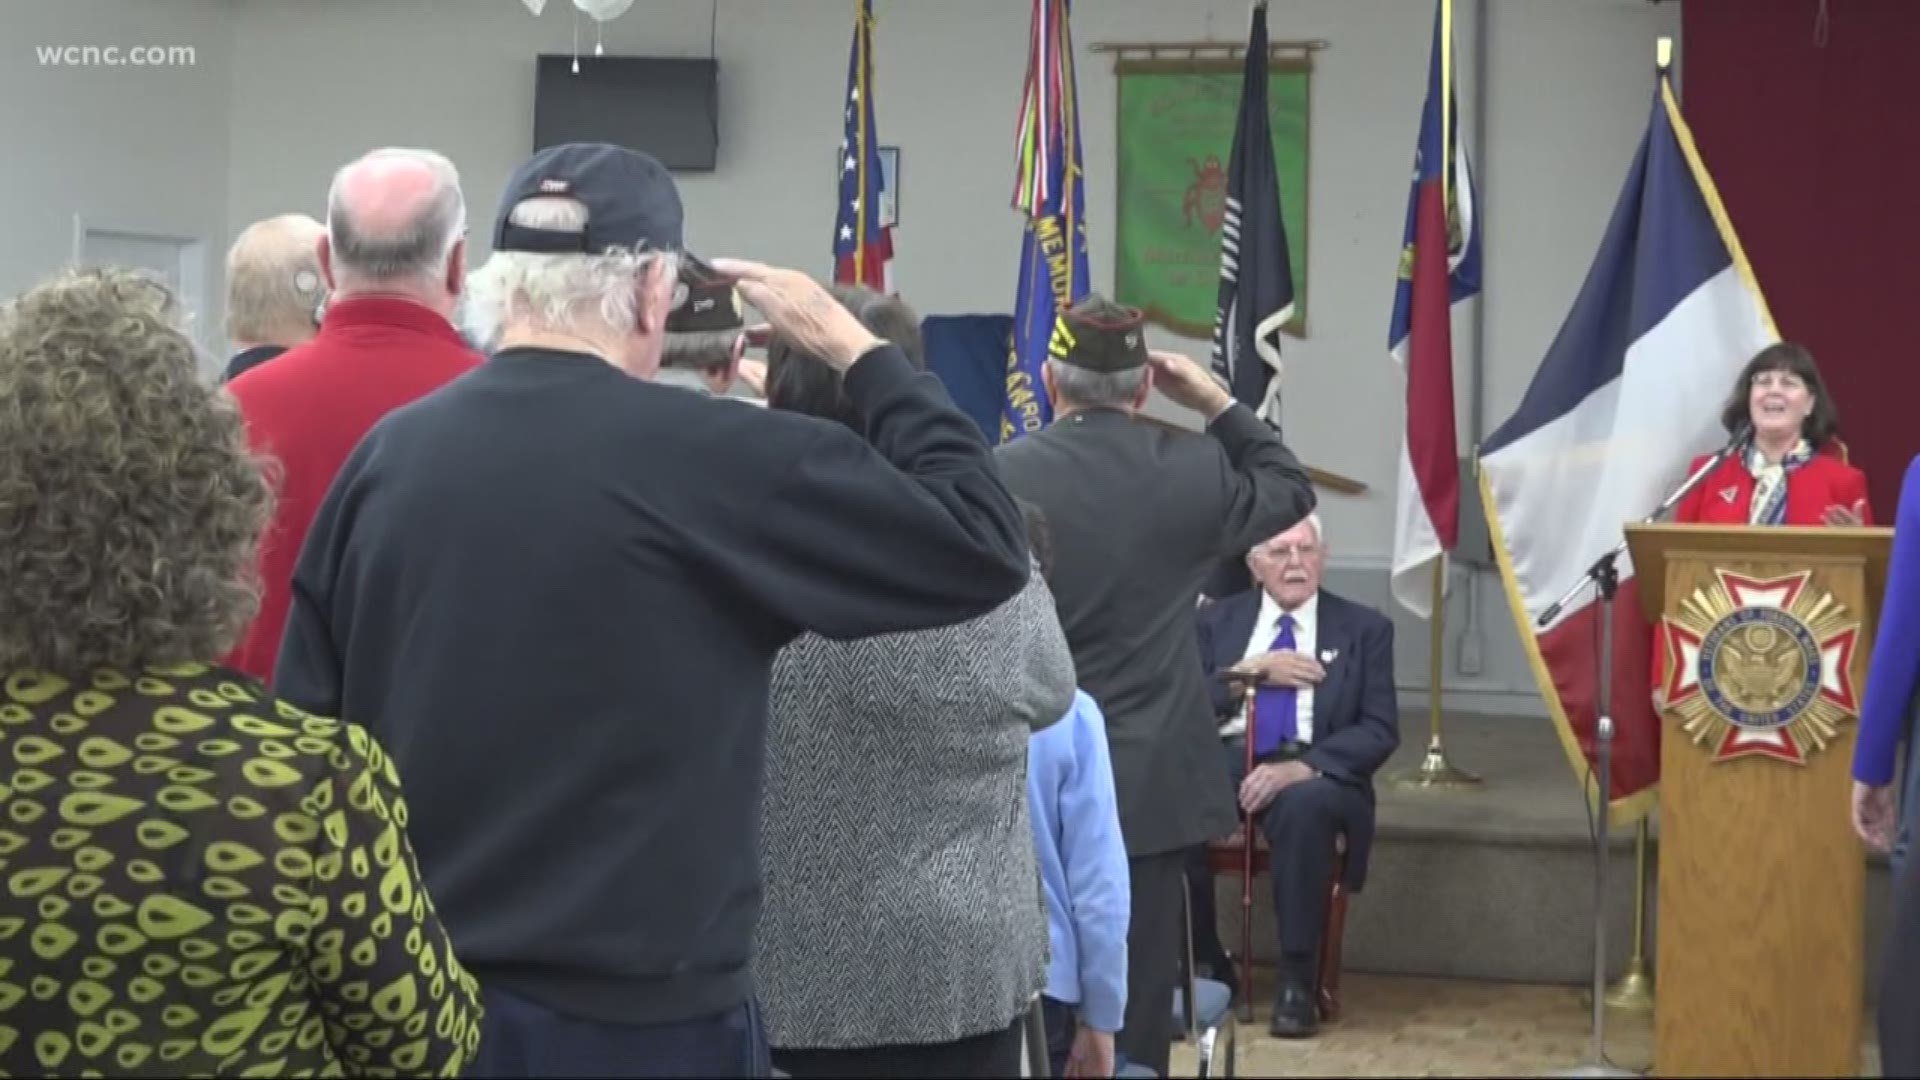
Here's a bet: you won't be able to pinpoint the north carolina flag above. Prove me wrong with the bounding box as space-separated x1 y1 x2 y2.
1478 66 1776 823
832 0 893 292
1387 0 1481 619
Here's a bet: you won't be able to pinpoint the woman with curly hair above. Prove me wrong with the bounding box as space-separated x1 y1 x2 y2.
0 267 482 1077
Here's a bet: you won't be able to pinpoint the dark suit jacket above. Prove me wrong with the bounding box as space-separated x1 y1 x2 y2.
996 405 1316 858
1196 586 1400 889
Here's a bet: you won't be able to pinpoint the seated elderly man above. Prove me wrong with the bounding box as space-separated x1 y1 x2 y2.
1187 512 1399 1038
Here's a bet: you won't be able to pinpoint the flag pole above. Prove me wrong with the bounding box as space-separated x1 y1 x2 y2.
1390 557 1482 788
1597 32 1672 1017
1391 0 1478 791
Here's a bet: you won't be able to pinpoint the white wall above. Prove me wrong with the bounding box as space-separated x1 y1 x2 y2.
8 0 1680 716
0 0 235 370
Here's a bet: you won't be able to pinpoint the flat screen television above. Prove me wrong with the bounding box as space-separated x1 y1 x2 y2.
533 54 719 171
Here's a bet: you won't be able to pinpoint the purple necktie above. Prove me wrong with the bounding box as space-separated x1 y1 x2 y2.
1253 613 1298 756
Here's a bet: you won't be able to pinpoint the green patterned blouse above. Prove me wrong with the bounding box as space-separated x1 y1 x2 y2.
0 663 483 1077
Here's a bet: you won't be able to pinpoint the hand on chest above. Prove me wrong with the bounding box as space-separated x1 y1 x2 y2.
1245 615 1347 716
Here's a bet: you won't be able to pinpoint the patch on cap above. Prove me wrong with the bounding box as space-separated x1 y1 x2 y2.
669 254 744 334
1049 297 1149 373
493 142 686 255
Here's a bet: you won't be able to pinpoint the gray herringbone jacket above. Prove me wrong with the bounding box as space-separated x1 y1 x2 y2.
755 566 1076 1049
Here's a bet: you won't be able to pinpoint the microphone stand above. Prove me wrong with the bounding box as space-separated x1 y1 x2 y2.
1542 425 1747 1078
1537 424 1748 628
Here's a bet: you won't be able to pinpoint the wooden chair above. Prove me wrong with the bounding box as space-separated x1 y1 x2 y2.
1204 824 1348 1025
1207 678 1351 1025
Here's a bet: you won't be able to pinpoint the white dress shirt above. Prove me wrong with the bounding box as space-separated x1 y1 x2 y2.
1221 589 1318 742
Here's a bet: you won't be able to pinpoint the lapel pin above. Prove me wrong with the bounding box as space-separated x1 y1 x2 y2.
1719 485 1739 503
1320 648 1338 663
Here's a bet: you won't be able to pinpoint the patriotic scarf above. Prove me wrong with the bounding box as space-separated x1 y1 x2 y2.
1745 437 1814 526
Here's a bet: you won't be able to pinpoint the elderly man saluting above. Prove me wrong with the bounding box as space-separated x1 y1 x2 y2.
995 295 1316 1076
273 142 1034 1078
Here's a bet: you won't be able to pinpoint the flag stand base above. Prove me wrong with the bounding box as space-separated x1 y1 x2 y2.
1388 737 1482 788
1390 559 1482 791
1587 820 1655 1014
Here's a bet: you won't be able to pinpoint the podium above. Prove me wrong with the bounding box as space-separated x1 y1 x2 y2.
1626 523 1892 1077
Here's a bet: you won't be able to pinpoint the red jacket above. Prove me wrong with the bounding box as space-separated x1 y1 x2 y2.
225 297 480 683
1672 444 1873 526
1653 443 1873 693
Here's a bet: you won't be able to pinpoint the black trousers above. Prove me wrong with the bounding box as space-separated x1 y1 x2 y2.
469 984 770 1078
1187 737 1369 985
1117 847 1186 1079
1041 995 1076 1078
1882 831 1920 1079
771 1017 1023 1079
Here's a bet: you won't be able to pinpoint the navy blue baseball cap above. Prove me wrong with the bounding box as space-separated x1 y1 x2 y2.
492 142 685 254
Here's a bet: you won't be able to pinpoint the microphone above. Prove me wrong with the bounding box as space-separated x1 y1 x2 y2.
1535 422 1752 628
1643 421 1749 525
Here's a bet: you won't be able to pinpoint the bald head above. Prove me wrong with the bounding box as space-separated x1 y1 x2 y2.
322 147 466 312
225 213 326 349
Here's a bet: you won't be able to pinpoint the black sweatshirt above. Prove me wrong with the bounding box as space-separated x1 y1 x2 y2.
273 343 1030 1026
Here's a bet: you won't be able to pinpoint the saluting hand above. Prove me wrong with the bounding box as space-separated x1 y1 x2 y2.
734 357 768 397
709 259 879 372
1146 350 1232 419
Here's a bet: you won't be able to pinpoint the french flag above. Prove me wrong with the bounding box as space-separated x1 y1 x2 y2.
1388 0 1481 620
1478 65 1776 820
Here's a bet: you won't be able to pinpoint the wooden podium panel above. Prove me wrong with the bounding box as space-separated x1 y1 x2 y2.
1625 524 1891 1077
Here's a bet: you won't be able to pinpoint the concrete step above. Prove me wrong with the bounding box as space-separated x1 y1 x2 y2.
1208 711 1893 999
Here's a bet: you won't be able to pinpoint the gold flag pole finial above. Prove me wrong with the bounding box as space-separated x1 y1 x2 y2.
1656 36 1673 72
1389 559 1483 789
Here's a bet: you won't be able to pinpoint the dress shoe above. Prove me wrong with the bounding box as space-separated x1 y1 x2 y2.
1268 981 1318 1039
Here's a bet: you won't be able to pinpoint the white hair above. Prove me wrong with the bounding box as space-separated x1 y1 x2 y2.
325 148 466 283
1251 511 1324 557
459 196 678 352
1045 357 1148 410
224 213 324 343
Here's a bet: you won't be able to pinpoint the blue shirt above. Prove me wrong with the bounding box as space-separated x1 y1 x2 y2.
1026 690 1129 1032
1855 455 1920 786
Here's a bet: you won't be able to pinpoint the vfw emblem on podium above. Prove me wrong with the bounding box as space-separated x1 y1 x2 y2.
1660 569 1861 764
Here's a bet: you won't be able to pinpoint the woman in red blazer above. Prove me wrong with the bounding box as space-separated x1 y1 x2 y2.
1654 342 1872 698
1673 342 1871 527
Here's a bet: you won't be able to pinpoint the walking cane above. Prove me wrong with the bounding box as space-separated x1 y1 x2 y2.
1240 682 1258 1021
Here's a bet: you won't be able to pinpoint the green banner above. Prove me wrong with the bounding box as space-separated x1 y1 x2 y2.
1115 59 1310 339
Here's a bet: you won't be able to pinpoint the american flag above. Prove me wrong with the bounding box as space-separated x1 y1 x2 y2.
833 0 893 291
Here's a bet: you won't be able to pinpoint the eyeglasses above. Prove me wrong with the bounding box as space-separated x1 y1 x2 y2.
1255 542 1321 562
